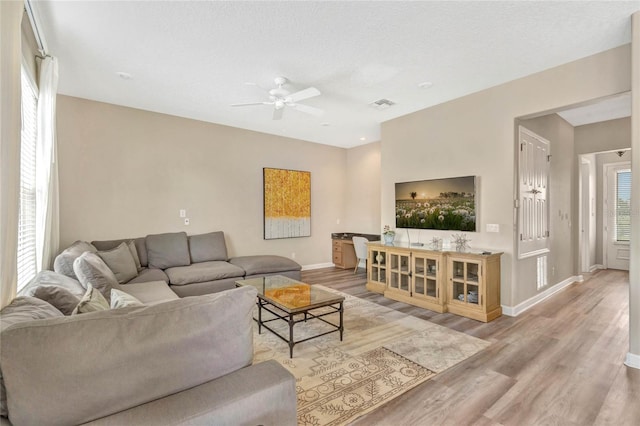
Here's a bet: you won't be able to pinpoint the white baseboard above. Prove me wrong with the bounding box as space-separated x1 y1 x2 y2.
501 275 581 317
301 262 335 271
589 264 604 272
625 352 640 369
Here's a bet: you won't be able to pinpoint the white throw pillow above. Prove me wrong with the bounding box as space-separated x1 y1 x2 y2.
72 284 110 314
110 289 144 309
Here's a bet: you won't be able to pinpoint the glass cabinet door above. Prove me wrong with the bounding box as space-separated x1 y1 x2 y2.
388 251 410 294
450 259 482 307
369 249 387 285
412 255 439 300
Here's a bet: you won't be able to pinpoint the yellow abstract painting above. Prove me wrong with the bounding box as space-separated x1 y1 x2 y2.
263 168 311 239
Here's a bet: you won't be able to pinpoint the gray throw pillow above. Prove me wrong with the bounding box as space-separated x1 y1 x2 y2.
127 240 142 271
146 232 190 269
0 296 63 417
110 289 144 309
188 231 228 263
73 252 122 303
19 270 85 298
29 285 81 316
53 241 98 280
72 284 110 314
97 242 138 284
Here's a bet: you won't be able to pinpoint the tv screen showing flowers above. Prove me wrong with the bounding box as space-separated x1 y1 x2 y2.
395 176 476 231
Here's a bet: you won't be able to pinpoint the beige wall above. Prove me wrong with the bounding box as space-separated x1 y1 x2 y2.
56 95 350 267
517 114 575 298
381 45 631 307
343 142 381 234
575 117 631 154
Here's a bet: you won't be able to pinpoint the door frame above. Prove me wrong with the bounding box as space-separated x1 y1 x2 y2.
578 156 592 273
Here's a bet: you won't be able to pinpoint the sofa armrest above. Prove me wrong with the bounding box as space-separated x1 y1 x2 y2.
81 360 297 426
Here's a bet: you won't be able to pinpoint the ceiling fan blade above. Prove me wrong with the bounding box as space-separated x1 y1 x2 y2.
230 102 271 107
291 103 324 117
272 107 284 120
287 87 320 103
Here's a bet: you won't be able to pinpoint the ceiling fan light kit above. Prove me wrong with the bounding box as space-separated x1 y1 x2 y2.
231 76 324 120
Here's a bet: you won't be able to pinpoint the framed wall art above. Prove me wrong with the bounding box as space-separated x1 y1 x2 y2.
395 176 477 232
263 167 311 239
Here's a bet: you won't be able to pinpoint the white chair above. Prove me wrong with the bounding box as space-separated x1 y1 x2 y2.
352 236 368 274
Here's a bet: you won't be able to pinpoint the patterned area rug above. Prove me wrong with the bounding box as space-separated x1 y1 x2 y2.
253 285 490 425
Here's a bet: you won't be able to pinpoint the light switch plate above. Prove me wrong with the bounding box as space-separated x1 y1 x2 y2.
486 224 500 233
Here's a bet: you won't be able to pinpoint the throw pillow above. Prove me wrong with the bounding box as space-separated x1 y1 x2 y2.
19 270 85 298
72 284 110 314
127 240 142 271
110 289 144 309
29 285 81 316
53 240 98 280
97 242 138 284
73 252 122 303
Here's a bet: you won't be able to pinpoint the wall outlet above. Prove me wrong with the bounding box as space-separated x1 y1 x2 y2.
336 218 340 225
179 209 186 218
184 218 190 225
486 224 500 233
291 252 296 259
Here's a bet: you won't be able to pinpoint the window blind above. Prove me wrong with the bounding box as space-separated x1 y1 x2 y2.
17 70 38 290
616 170 631 242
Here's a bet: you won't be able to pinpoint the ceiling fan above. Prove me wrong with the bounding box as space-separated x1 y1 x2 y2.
231 77 323 120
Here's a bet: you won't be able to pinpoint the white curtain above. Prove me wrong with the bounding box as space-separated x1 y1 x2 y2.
36 56 59 272
0 0 25 309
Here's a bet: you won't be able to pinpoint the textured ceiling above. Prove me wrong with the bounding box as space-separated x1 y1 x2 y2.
32 1 640 148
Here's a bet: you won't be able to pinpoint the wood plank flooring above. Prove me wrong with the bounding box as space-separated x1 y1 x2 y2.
301 267 639 426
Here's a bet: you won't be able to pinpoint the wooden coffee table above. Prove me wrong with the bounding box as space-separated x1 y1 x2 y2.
235 275 344 358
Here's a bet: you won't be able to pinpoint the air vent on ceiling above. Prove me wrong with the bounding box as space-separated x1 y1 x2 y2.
370 98 396 110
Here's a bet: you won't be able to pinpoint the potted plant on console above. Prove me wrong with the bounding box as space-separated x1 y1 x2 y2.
382 225 395 245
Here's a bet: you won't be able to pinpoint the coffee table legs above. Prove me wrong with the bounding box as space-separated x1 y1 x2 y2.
339 301 344 341
289 314 295 358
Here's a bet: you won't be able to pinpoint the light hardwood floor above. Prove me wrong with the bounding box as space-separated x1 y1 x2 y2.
301 267 640 426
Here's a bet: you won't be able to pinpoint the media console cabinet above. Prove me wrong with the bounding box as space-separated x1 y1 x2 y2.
366 242 502 322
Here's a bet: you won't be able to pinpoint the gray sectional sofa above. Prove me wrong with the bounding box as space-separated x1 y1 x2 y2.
55 230 302 297
0 230 302 425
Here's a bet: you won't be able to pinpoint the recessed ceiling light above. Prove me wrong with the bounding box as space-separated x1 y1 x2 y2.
418 81 433 89
116 72 132 80
320 122 330 127
360 137 366 141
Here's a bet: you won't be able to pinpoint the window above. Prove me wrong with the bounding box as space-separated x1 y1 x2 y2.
17 69 38 290
616 170 631 242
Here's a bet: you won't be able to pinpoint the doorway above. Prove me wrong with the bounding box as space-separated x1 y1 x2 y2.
604 161 631 271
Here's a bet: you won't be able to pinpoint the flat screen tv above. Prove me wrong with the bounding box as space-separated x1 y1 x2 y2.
395 176 476 231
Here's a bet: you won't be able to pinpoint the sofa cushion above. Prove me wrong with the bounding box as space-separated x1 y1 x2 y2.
189 231 228 263
73 252 122 303
119 281 179 306
53 240 97 280
0 297 62 417
229 255 302 276
72 284 110 314
92 237 148 268
110 289 144 309
126 267 169 284
19 270 86 298
0 286 257 426
97 242 138 284
165 261 245 286
146 232 190 270
28 285 80 316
